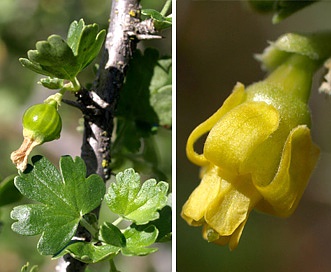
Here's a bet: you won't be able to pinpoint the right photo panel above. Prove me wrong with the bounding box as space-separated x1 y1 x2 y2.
177 1 331 271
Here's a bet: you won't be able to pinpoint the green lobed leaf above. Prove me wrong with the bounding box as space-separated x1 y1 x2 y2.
117 49 172 129
121 225 158 256
116 48 160 128
105 168 169 225
27 35 77 80
0 175 22 207
11 155 105 255
113 49 172 171
56 241 120 264
20 19 105 82
56 222 160 260
111 125 170 180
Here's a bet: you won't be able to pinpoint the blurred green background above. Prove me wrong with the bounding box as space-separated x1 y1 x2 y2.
177 1 331 272
0 0 171 271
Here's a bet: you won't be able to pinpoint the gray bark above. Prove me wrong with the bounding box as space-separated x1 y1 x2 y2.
81 0 141 180
58 1 141 271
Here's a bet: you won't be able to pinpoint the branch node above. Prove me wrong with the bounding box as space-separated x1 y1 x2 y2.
126 18 163 41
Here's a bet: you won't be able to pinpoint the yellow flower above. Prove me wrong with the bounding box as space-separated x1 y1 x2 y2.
181 54 320 250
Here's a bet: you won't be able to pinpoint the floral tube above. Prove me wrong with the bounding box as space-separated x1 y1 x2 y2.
181 54 320 250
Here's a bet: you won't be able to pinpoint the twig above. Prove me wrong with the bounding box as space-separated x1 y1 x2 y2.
81 0 141 180
58 1 141 271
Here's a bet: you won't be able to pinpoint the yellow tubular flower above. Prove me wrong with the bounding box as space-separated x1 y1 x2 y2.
181 54 320 250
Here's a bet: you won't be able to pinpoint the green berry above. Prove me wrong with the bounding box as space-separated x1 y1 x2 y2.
22 103 62 143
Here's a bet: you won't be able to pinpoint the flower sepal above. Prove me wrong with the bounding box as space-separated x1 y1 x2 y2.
257 32 331 72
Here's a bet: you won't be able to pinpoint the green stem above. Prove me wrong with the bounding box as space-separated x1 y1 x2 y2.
80 217 98 238
59 88 66 96
160 0 171 16
71 77 80 91
44 92 63 107
112 216 124 226
109 259 119 272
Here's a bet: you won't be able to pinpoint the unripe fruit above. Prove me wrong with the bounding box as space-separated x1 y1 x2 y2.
11 102 62 172
22 103 62 143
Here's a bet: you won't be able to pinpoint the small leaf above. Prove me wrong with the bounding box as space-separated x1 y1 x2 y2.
121 225 158 256
67 19 106 70
0 175 22 207
105 168 169 224
67 19 85 55
11 155 106 255
141 9 172 30
99 222 126 248
77 24 106 70
57 241 120 263
39 77 64 90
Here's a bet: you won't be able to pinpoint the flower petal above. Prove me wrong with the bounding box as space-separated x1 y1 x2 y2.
204 101 280 174
255 125 320 217
205 175 261 237
181 165 222 225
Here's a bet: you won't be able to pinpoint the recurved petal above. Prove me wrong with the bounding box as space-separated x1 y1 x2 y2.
255 125 320 217
186 82 246 167
204 101 280 174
